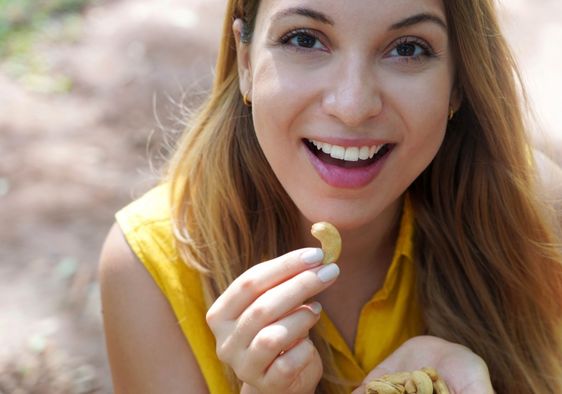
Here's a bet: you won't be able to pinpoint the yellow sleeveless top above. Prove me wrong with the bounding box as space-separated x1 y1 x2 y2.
116 184 424 393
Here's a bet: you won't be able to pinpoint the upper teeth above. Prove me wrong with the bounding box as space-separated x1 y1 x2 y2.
308 139 386 161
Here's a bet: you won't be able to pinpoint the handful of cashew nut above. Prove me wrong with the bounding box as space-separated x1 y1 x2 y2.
365 367 450 394
310 222 342 265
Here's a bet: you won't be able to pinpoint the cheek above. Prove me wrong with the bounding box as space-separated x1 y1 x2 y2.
249 61 326 211
252 82 291 158
402 103 448 171
250 59 316 151
251 52 324 111
382 72 451 181
387 71 450 137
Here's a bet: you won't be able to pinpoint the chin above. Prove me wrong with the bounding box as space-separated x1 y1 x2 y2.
295 191 404 233
298 204 381 231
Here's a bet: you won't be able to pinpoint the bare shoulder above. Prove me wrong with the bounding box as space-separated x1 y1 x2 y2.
99 223 209 394
532 149 562 203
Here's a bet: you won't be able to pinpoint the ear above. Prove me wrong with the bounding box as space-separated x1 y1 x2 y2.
450 82 463 112
233 18 252 98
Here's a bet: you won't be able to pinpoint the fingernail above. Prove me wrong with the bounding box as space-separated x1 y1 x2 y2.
307 301 322 314
300 248 323 264
317 263 340 283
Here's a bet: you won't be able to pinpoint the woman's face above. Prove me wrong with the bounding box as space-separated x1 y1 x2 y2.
235 0 457 230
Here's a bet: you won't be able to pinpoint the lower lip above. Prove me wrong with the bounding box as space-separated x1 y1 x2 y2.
304 143 392 189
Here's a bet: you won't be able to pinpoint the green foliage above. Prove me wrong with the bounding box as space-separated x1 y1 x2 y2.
0 0 90 41
0 0 92 93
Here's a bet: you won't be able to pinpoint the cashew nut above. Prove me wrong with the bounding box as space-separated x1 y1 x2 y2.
420 367 438 382
432 378 451 394
379 372 411 385
310 222 341 264
365 368 451 394
420 367 451 393
365 380 403 394
404 379 417 394
411 370 433 394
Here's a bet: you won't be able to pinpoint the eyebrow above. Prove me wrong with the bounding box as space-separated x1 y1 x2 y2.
390 13 448 32
271 7 335 26
271 8 447 33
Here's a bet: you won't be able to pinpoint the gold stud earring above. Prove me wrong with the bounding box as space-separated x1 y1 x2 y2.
243 91 252 107
448 107 455 121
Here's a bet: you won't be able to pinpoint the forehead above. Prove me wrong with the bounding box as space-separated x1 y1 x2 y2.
255 0 447 29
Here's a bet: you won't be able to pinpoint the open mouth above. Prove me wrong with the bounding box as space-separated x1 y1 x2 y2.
303 138 393 169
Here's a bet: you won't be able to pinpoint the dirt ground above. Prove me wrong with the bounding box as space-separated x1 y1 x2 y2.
0 1 560 392
0 0 224 391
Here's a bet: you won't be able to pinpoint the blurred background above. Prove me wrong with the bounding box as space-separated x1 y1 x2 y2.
0 0 560 392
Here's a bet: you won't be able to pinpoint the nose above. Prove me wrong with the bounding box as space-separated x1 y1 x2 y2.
322 56 383 128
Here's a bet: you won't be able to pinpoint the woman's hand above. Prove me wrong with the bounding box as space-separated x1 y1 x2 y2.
352 336 494 394
206 248 340 394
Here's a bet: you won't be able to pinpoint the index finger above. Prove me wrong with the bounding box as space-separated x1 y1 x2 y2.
206 248 324 321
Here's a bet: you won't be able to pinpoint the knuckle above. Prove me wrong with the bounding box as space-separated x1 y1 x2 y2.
215 338 235 363
270 339 317 384
215 342 228 362
274 358 299 381
253 328 285 353
238 272 260 294
205 307 219 328
233 365 253 383
295 274 316 294
269 251 300 276
279 251 300 270
247 302 268 323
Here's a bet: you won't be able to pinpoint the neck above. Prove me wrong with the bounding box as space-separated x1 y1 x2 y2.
299 196 404 276
297 196 405 349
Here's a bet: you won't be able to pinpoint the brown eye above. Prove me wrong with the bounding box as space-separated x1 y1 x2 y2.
279 28 327 51
396 43 417 57
387 37 435 62
295 33 317 48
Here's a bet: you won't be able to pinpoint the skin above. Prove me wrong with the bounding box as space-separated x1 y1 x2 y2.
99 229 493 393
234 0 461 350
100 224 210 394
207 248 331 394
210 0 479 393
351 336 494 394
99 0 557 392
237 0 459 230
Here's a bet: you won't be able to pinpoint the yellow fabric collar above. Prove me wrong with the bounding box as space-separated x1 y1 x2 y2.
316 195 420 383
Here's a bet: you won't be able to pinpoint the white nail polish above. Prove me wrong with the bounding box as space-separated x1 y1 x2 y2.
308 302 322 314
317 263 340 283
301 248 324 264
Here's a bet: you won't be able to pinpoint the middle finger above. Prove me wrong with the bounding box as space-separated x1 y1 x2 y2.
235 263 340 344
208 248 325 322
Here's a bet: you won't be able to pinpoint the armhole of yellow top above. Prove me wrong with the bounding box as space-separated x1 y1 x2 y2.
116 201 232 389
115 213 169 298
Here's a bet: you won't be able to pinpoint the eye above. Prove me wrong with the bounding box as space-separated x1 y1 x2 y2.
387 37 434 60
279 29 327 51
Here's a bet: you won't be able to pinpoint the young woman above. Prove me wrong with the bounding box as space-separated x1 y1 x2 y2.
99 0 562 393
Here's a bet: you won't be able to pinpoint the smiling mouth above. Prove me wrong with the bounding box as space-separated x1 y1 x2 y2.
304 138 393 169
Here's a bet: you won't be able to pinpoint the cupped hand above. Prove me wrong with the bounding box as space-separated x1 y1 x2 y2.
206 248 340 394
352 335 494 394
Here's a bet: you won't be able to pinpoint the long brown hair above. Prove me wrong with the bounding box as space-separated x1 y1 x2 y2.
410 1 562 392
166 0 562 392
